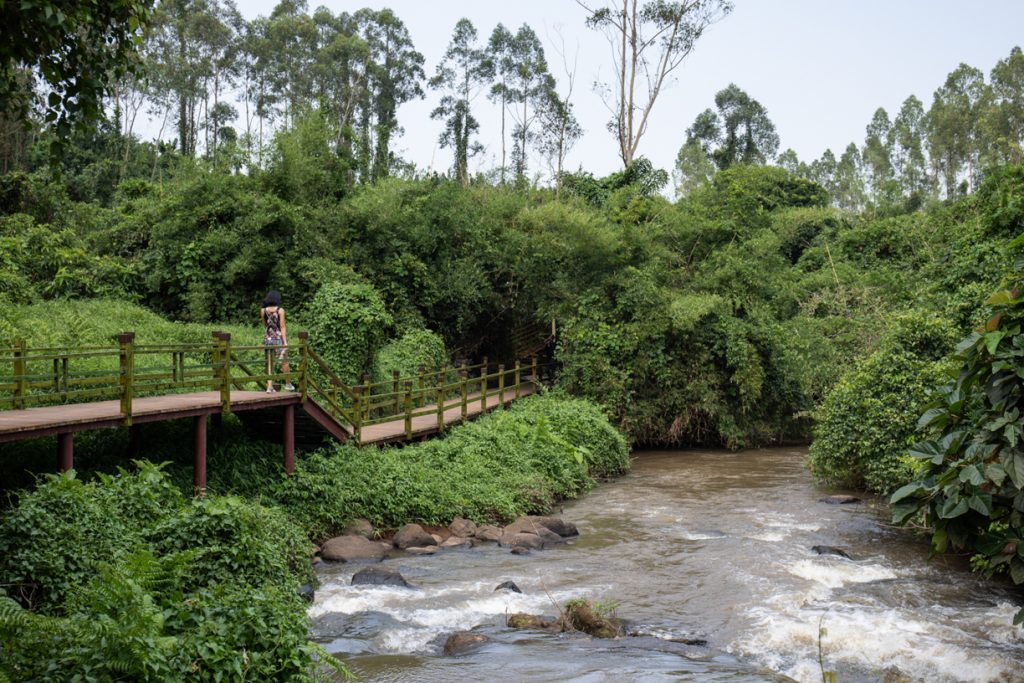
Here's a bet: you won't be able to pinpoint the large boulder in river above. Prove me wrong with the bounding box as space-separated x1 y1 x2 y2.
449 517 477 538
499 531 545 550
475 525 503 542
505 515 578 538
441 536 471 549
351 566 412 588
344 518 375 539
393 523 438 550
320 535 388 563
507 613 556 630
443 632 490 656
495 580 522 593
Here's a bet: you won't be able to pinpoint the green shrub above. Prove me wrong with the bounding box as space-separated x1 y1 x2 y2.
372 328 448 383
272 393 628 539
808 310 958 493
305 280 393 383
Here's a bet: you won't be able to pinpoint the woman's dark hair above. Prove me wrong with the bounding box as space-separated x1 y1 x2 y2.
263 290 282 307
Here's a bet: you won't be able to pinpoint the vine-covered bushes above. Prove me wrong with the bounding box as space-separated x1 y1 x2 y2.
808 311 957 494
0 463 322 681
272 392 629 539
372 328 448 383
891 265 1024 624
305 281 393 383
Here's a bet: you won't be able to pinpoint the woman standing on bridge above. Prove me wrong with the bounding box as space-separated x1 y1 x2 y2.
262 290 295 392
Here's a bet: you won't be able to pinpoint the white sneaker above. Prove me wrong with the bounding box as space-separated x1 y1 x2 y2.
266 386 277 393
284 382 296 391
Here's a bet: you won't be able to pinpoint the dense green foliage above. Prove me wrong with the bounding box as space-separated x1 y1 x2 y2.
808 312 958 493
0 463 323 681
273 392 629 540
305 281 394 383
891 258 1024 624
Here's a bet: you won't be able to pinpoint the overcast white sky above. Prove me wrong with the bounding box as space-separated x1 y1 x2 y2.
231 0 1024 179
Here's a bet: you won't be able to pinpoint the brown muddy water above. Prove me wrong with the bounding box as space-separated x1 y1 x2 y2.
310 448 1024 682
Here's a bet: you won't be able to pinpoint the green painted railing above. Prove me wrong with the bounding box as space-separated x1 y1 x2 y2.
0 330 541 444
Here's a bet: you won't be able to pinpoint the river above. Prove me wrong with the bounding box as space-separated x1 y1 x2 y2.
309 447 1024 682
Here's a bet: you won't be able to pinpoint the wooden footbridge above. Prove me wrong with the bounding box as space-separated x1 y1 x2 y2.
0 328 549 491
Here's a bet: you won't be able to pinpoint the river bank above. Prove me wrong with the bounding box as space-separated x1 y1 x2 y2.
311 447 1024 682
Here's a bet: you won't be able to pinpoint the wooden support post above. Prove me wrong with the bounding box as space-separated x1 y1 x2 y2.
531 355 538 385
13 338 26 409
297 331 308 402
480 356 488 411
58 432 73 472
352 386 364 443
498 363 505 406
404 380 413 439
392 369 401 416
193 415 207 495
60 356 68 402
118 332 135 426
436 371 444 432
460 370 468 420
283 404 295 475
514 360 522 398
217 332 231 413
128 424 142 458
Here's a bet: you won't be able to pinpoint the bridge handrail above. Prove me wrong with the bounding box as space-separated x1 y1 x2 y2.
0 330 544 443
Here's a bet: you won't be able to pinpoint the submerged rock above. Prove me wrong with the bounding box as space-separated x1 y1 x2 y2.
443 632 490 656
393 523 438 550
510 546 531 555
507 613 556 630
495 580 522 593
297 583 315 603
406 545 439 556
812 545 852 559
441 535 472 549
320 535 388 563
819 495 861 505
351 566 412 588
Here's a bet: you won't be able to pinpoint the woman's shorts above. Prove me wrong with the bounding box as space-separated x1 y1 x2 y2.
264 339 287 361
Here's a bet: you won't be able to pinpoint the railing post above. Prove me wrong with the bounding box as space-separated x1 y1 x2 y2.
392 369 401 416
13 338 26 409
498 363 505 406
297 331 308 402
531 355 538 385
118 332 135 426
514 360 522 398
436 371 444 432
480 356 488 412
60 355 68 402
404 380 413 439
460 369 468 421
217 332 231 414
417 366 426 407
352 385 364 443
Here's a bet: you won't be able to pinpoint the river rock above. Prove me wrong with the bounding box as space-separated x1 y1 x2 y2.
344 518 375 539
507 613 555 630
495 580 522 593
406 545 439 556
320 535 388 563
441 535 471 549
351 566 412 588
812 545 851 559
819 495 861 505
510 546 531 555
297 583 316 603
449 517 477 538
443 631 490 656
505 515 579 538
475 525 503 542
394 523 438 550
500 531 545 550
431 533 444 544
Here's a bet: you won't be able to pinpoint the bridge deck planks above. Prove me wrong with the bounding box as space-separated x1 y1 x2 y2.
0 385 538 446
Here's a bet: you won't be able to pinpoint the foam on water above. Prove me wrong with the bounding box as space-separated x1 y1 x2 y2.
785 558 898 589
310 575 588 654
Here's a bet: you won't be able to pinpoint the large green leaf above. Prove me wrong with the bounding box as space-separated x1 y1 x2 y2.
909 439 944 464
890 482 925 504
1001 448 1024 489
959 465 985 486
967 494 992 516
940 496 968 519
